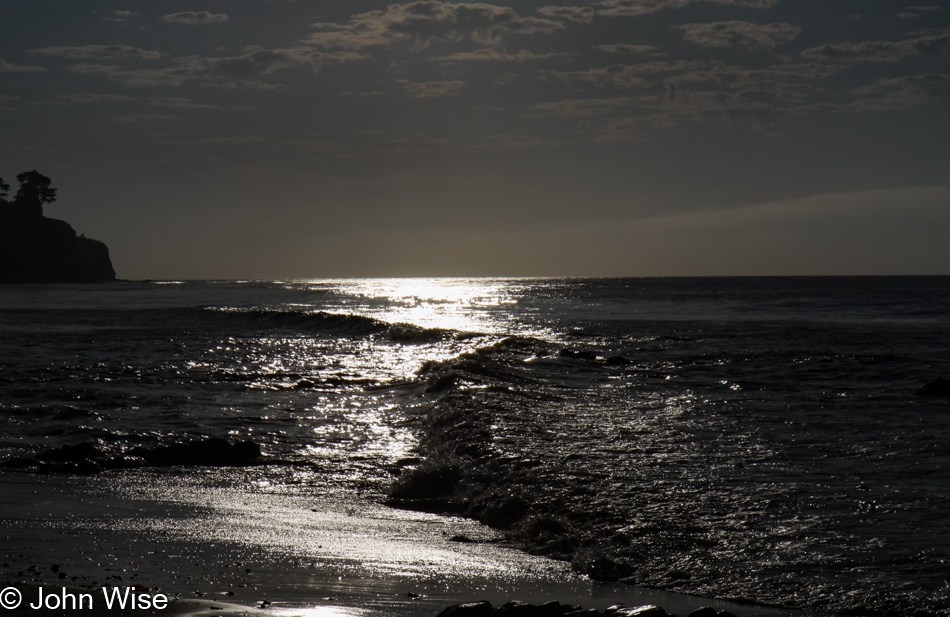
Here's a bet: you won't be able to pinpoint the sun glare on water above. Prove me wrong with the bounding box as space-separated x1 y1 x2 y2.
271 607 370 617
328 277 519 334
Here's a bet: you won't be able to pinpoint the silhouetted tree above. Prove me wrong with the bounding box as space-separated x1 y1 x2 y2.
14 170 57 217
0 177 9 204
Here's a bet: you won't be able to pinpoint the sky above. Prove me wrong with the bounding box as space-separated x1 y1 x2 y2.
1 0 948 279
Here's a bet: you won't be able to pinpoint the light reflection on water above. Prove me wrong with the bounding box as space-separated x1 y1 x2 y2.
304 278 537 337
270 608 370 617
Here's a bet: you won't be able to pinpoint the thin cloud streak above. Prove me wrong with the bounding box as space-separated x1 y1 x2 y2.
160 12 229 25
676 21 801 51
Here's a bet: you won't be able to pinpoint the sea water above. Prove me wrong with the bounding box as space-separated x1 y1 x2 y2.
1 277 948 616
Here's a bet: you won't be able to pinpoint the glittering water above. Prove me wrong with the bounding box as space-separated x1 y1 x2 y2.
1 277 949 616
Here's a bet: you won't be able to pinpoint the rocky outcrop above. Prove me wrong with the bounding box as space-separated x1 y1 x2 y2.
915 378 950 398
0 209 116 283
1 438 263 474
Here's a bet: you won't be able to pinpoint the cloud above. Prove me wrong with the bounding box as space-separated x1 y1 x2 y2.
597 0 779 18
111 114 178 123
467 133 563 151
844 72 950 112
537 6 595 23
666 63 840 110
677 21 801 52
307 2 562 50
177 48 310 80
272 133 451 161
30 45 162 60
403 79 468 97
528 96 656 117
435 48 560 62
0 58 47 73
548 62 849 140
104 10 138 25
341 90 389 97
65 48 360 89
53 93 138 104
855 72 950 97
102 11 138 27
596 44 665 57
898 5 943 19
673 62 844 88
801 31 950 63
49 93 228 109
160 12 229 25
68 63 189 87
148 97 224 109
551 60 710 89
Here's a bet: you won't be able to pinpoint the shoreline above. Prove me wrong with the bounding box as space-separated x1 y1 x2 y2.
0 470 807 617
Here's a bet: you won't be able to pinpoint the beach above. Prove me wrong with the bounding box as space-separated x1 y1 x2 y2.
0 469 802 617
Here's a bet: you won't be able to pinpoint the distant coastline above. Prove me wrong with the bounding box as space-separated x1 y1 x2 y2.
0 170 115 284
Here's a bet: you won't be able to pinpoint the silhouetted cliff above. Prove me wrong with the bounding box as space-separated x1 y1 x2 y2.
0 209 116 284
0 170 116 284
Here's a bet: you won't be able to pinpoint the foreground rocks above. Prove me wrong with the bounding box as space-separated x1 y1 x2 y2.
435 601 739 617
915 378 950 397
1 438 263 474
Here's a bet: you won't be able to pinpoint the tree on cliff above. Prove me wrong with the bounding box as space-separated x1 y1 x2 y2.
13 170 57 217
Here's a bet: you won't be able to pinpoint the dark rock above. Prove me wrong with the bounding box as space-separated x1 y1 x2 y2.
498 600 541 616
436 601 495 617
478 494 529 529
571 548 636 581
130 438 262 467
98 455 148 470
389 461 461 500
1 457 41 469
386 496 462 515
537 601 566 616
558 348 598 361
564 610 602 617
2 439 264 474
915 378 950 397
40 460 103 475
521 514 570 541
684 608 717 617
35 442 102 462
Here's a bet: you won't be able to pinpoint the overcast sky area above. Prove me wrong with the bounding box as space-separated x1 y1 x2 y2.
1 0 948 279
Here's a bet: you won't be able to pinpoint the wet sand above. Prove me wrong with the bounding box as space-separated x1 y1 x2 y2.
0 471 808 617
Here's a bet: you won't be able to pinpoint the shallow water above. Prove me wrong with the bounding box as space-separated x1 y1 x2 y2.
1 277 949 616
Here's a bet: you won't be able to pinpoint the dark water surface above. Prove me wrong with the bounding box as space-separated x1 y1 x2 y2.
1 277 948 616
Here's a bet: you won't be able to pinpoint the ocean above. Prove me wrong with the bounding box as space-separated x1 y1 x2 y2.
1 277 948 616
